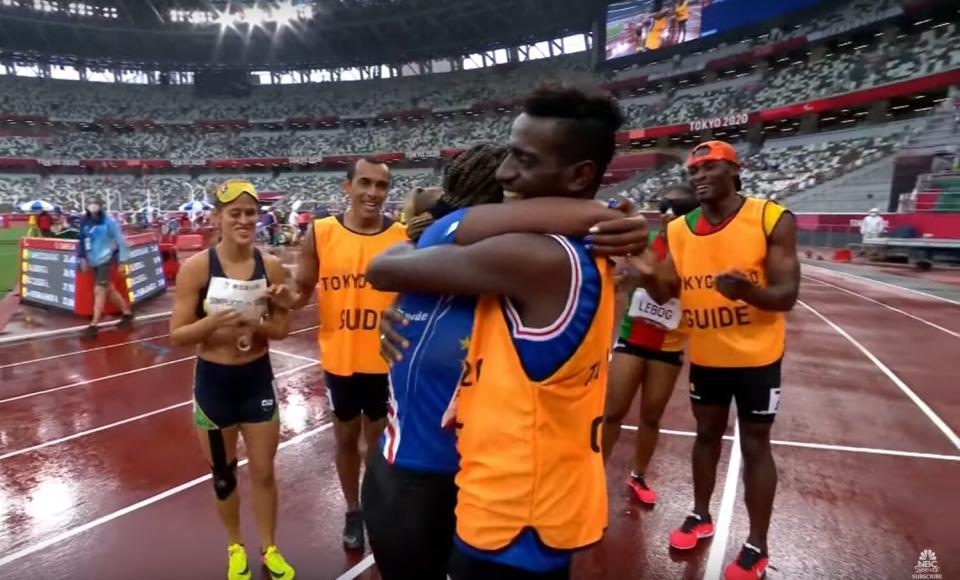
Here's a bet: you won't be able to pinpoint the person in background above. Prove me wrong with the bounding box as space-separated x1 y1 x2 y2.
860 208 886 242
261 207 278 246
77 197 133 338
675 0 689 43
285 158 408 551
601 183 699 505
36 210 53 237
297 210 312 242
625 140 798 580
26 214 40 238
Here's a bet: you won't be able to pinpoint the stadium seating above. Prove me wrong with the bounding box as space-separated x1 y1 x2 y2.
0 2 958 215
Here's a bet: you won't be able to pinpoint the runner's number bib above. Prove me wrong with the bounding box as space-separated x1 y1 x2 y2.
628 287 680 330
204 277 268 324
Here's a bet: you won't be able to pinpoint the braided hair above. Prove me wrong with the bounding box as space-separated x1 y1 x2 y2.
406 143 507 241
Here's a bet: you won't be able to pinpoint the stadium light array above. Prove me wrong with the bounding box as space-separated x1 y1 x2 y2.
0 0 117 18
170 1 314 27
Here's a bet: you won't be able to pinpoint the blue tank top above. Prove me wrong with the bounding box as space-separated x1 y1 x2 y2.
455 234 602 573
380 208 476 474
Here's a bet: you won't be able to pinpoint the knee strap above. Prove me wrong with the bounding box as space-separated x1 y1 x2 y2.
208 430 237 501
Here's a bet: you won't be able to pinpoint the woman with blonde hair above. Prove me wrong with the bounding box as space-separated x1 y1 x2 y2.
169 179 297 580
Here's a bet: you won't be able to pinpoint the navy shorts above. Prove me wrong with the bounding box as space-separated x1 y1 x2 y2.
689 359 782 424
324 372 389 422
193 354 278 430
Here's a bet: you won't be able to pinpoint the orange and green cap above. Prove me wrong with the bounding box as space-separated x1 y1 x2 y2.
686 140 739 168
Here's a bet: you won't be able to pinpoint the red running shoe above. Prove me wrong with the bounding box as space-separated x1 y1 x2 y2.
669 513 715 550
627 474 657 505
724 543 769 579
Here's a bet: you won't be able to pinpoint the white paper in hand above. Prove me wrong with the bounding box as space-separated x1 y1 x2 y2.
627 287 680 331
204 277 268 324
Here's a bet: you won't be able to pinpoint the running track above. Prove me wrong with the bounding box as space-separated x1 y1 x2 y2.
0 267 957 580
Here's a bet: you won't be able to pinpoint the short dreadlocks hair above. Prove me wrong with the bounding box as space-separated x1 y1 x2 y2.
406 143 507 241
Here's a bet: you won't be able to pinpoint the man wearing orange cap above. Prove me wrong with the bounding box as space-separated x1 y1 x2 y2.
623 140 799 580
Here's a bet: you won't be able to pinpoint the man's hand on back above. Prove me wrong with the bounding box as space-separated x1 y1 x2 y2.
586 198 650 257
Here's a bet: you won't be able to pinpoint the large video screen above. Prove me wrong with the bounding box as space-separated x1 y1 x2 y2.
605 0 821 61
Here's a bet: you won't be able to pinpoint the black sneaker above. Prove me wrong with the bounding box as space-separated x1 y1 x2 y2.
343 510 364 550
118 313 134 329
82 324 98 339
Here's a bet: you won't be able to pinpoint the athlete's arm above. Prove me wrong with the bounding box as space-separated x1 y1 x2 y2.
366 233 571 326
749 211 800 311
615 250 680 304
454 198 649 256
288 223 319 310
169 254 241 346
257 254 292 340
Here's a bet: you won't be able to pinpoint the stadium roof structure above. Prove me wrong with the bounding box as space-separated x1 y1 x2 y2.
0 0 599 69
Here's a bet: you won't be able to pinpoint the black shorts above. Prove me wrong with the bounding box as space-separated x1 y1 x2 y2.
324 371 389 421
613 338 683 367
92 261 114 286
193 354 278 429
689 359 782 424
361 451 458 580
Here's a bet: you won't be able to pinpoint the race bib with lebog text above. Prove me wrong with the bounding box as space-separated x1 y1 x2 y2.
628 287 680 331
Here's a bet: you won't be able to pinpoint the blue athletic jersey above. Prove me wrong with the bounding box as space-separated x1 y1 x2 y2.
456 234 603 572
380 208 476 473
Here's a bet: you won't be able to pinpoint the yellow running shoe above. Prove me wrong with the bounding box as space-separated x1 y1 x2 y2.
262 546 296 579
227 544 251 580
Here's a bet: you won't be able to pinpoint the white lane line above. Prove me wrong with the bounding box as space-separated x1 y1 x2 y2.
803 264 960 306
0 311 172 346
0 333 172 370
0 401 189 460
620 425 735 440
766 439 960 462
0 421 333 568
269 349 320 364
803 274 960 338
0 306 318 368
0 325 321 405
289 324 318 336
799 300 960 451
0 361 321 461
621 426 960 461
703 422 741 580
336 554 376 580
0 355 196 405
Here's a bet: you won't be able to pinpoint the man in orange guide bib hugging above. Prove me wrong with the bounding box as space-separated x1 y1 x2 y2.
626 141 799 580
287 158 407 550
365 84 630 580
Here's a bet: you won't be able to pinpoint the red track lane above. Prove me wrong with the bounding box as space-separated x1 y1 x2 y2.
770 303 956 454
0 340 195 402
0 364 328 557
803 267 960 332
575 437 735 580
799 282 960 440
0 321 174 367
1 276 957 579
0 307 319 369
0 354 311 454
724 448 960 579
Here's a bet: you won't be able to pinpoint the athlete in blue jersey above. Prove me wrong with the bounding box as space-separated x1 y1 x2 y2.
367 85 637 580
362 142 649 580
